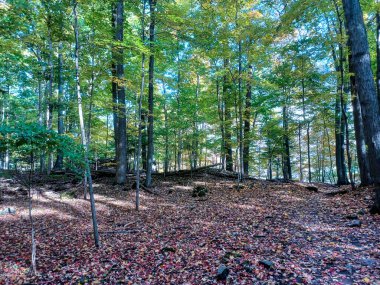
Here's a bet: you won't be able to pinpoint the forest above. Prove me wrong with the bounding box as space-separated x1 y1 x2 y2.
0 0 380 284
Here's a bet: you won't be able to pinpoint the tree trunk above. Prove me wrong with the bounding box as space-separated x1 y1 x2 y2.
349 57 372 186
282 94 292 181
243 64 252 174
145 0 156 187
377 7 380 100
342 0 380 213
47 23 54 175
223 59 233 171
163 82 169 175
176 64 182 171
73 0 100 247
113 0 127 185
55 42 64 170
135 0 146 210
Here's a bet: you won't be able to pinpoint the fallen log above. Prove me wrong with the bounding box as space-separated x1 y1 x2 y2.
294 182 318 192
153 163 223 177
325 189 348 196
205 168 257 180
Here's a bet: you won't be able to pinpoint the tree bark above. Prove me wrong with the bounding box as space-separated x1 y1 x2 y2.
342 0 380 213
55 42 64 170
145 0 156 187
243 64 252 174
282 93 292 181
73 0 100 247
113 0 127 185
349 56 372 186
223 59 233 171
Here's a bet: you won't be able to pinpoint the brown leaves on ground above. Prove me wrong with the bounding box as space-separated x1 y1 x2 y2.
0 175 379 284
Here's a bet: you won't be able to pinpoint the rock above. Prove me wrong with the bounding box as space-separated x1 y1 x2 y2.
347 219 361 227
192 185 208 198
161 246 176 253
259 260 274 269
0 207 16 215
357 209 365 215
306 186 318 192
361 258 376 267
241 260 254 273
345 214 358 220
216 264 229 280
17 187 28 195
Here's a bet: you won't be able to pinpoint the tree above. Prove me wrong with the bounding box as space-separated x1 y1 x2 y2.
145 0 156 187
342 0 380 213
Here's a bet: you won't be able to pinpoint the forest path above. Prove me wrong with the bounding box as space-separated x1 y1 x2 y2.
0 176 379 284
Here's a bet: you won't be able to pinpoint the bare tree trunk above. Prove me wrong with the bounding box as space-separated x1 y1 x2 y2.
349 56 372 186
377 4 380 100
55 42 64 170
112 0 127 185
136 0 146 210
192 74 200 170
47 23 54 175
176 63 182 171
73 0 100 247
282 93 292 181
298 123 303 182
342 0 380 213
163 82 169 175
145 0 156 187
243 64 252 174
223 59 233 171
217 77 225 169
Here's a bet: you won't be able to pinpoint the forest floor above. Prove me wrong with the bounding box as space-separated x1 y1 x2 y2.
0 173 379 285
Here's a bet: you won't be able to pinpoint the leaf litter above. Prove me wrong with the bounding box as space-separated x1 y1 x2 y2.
0 175 379 284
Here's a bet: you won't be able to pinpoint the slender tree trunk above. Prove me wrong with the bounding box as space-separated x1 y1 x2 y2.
141 110 147 170
300 68 311 182
298 123 303 182
163 83 169 175
192 74 200 170
223 59 233 171
176 64 182 171
342 0 380 213
47 24 54 175
243 64 252 174
217 77 225 169
55 42 64 170
282 93 291 181
113 0 127 185
34 49 45 172
73 0 100 247
136 0 146 210
87 31 96 145
145 0 156 187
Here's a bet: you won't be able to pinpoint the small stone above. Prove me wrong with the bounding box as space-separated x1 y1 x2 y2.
216 264 229 280
259 260 274 269
0 207 16 215
347 220 361 227
161 247 176 253
357 209 365 215
345 214 358 220
361 258 376 267
241 260 254 273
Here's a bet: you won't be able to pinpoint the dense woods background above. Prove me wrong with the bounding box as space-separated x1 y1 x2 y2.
1 0 380 198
